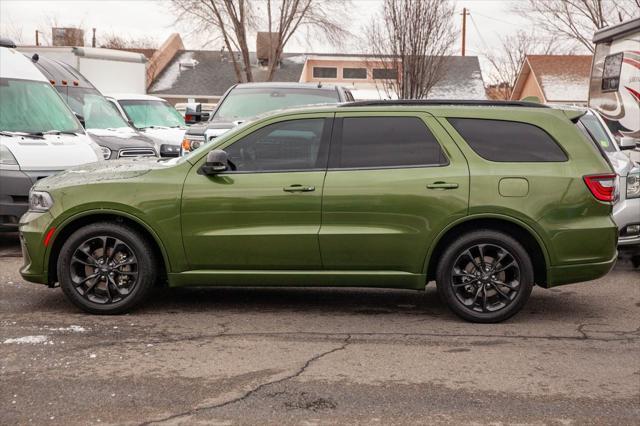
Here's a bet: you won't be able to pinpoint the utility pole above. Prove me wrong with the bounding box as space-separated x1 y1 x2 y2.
35 30 39 46
92 28 96 47
461 7 470 56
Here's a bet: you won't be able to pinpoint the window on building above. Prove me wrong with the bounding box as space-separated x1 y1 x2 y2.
372 68 398 80
312 67 338 79
332 116 447 168
343 68 367 79
448 118 568 162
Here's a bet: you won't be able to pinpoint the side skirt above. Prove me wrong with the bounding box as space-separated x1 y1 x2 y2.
167 270 426 290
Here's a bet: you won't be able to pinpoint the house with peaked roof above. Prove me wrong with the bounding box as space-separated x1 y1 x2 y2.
137 34 487 105
510 55 593 105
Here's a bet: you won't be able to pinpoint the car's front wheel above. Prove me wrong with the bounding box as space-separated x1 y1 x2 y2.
436 230 534 323
57 222 158 314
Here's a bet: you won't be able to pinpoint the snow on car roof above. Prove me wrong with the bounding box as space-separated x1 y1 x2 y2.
0 47 49 82
107 93 168 102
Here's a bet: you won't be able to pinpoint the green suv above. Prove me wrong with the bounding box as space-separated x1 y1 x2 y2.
19 101 618 322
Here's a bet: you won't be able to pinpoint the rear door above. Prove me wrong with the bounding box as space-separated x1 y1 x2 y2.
319 112 470 273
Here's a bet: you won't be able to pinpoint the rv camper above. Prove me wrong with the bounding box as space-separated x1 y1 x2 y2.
589 17 640 160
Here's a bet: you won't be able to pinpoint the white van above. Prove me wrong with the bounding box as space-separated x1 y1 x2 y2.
0 46 102 230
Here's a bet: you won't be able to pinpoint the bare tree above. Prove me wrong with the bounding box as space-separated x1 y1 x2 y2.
366 0 456 99
514 0 640 53
171 0 350 83
100 33 159 50
485 31 560 100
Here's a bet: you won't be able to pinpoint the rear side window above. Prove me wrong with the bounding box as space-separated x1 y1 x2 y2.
332 116 447 168
448 118 567 162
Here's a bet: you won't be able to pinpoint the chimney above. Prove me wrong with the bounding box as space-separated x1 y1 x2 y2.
256 32 279 66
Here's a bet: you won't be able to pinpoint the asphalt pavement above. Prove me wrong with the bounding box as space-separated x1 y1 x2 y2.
1 232 639 425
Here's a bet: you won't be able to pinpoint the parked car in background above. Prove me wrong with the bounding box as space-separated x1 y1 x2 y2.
28 53 158 160
589 17 640 163
0 46 102 231
107 94 186 157
180 82 354 155
20 100 618 322
577 109 640 253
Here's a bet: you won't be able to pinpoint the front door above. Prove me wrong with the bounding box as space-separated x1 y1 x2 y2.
319 113 469 274
181 115 333 270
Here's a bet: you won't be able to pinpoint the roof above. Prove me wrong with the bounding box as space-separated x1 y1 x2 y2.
29 54 95 89
0 47 48 82
511 55 592 102
593 17 640 43
107 93 167 101
234 82 339 90
148 50 306 97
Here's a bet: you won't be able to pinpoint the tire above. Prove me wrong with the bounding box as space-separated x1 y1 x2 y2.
435 229 534 323
57 222 158 314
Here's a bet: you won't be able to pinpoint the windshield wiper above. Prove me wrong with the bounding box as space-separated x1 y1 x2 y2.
41 130 79 136
0 131 45 139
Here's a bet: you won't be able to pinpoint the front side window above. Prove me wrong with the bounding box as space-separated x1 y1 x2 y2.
448 118 568 162
602 52 623 92
120 100 184 129
65 88 129 130
332 116 447 168
0 78 82 134
213 87 340 121
225 118 328 172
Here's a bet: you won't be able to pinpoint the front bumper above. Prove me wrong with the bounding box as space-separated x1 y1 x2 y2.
0 169 51 230
612 187 640 247
18 210 54 285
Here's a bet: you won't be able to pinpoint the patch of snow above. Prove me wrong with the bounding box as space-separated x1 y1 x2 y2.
151 51 196 92
46 325 87 332
285 54 308 64
88 128 136 138
3 335 48 344
540 74 589 102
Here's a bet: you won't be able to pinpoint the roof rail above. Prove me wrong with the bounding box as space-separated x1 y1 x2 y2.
341 99 549 108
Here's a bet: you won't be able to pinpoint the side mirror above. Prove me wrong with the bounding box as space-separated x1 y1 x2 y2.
200 149 229 175
619 136 638 151
74 112 86 128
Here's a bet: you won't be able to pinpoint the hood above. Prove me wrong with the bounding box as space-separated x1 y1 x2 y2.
33 156 170 191
87 128 157 151
1 133 101 171
186 119 237 137
139 127 186 146
607 151 635 177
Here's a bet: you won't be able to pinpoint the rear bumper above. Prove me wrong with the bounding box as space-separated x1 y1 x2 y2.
546 253 617 287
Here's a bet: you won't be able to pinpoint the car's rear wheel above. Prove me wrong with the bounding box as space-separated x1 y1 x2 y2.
436 230 534 323
58 222 158 314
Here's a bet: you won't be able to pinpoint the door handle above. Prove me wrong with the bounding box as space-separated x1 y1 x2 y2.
427 182 459 190
283 184 315 192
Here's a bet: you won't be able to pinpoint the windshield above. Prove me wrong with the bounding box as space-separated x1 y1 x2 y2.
120 100 185 128
213 87 339 120
62 87 129 130
0 78 82 133
579 112 617 153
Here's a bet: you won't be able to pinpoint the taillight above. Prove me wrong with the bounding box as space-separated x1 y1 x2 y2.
583 173 617 202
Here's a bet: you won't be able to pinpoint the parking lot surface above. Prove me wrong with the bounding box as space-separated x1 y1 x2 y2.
1 232 639 425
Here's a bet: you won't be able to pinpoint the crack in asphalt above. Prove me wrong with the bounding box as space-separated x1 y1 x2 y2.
138 335 352 425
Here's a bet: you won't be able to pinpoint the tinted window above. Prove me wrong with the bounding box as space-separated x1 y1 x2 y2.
226 119 327 172
372 68 398 79
333 117 446 168
448 118 567 162
312 67 337 78
343 68 367 79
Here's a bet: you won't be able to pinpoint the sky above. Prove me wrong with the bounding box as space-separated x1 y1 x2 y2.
0 0 534 79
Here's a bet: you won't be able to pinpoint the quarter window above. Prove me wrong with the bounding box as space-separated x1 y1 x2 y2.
448 118 568 162
332 116 447 168
312 67 337 79
226 119 328 172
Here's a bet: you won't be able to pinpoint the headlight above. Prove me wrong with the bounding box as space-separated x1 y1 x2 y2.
0 144 18 165
627 171 640 199
181 135 205 153
160 144 180 157
29 190 54 212
100 146 111 160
